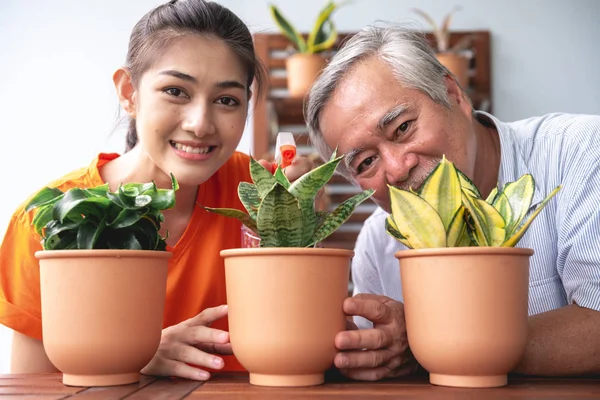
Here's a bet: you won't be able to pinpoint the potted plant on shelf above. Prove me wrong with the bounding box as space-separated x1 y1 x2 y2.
204 150 373 387
411 6 473 89
25 175 178 387
269 1 349 97
386 155 561 389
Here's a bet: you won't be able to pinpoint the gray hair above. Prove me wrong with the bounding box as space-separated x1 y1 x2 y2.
305 25 454 180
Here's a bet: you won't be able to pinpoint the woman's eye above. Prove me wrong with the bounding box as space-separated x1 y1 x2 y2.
216 97 240 106
164 88 187 98
356 156 375 175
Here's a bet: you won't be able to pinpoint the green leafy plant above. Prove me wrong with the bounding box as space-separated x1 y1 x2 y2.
204 151 374 247
411 6 473 53
25 175 179 251
269 1 350 54
386 156 561 249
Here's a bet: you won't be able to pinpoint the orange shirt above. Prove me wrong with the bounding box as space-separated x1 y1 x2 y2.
0 152 252 371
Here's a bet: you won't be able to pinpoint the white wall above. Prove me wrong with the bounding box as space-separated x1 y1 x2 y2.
1 0 598 373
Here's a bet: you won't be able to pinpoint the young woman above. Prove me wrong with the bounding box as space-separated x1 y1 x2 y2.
0 0 309 381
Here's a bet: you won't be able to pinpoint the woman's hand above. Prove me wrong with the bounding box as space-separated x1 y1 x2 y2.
141 305 232 380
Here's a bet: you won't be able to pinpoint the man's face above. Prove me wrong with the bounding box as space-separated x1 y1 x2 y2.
319 56 477 213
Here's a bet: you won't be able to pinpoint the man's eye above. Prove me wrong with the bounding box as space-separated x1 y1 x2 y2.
356 156 375 175
394 121 411 139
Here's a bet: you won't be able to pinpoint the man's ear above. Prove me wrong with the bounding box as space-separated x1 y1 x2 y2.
443 74 472 115
113 67 137 118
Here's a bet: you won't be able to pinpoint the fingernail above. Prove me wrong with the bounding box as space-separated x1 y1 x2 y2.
336 354 348 368
337 335 349 348
218 332 229 341
197 370 210 380
221 305 228 311
212 357 224 368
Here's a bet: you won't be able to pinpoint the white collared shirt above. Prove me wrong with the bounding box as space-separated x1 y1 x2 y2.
351 111 600 328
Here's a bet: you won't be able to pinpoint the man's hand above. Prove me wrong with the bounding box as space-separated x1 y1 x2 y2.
334 294 418 381
141 305 232 380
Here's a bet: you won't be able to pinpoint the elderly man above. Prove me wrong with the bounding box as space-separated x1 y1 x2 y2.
305 25 600 381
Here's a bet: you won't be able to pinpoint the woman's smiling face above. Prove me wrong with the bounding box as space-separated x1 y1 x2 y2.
122 34 249 185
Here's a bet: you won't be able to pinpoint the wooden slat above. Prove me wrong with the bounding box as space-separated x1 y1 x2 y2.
124 378 204 400
69 376 157 399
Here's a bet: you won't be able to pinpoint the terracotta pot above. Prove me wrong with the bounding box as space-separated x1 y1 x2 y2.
285 53 327 98
436 52 469 89
396 247 531 388
221 247 351 387
37 250 171 387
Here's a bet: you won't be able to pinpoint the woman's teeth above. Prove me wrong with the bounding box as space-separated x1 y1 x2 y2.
171 141 212 154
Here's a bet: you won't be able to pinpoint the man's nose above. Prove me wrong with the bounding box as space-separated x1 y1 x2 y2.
383 151 419 187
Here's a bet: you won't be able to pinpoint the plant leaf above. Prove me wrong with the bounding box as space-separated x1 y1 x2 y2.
411 8 445 51
485 186 498 204
84 184 110 198
203 206 258 234
492 191 513 231
308 189 374 246
269 4 307 52
446 205 467 247
76 219 105 249
502 185 561 247
107 208 147 229
289 154 344 244
388 185 446 249
25 187 64 212
273 166 291 189
238 182 260 220
250 157 278 198
501 174 535 235
440 5 462 51
311 20 338 53
31 204 56 236
307 1 336 52
257 183 304 247
52 188 90 223
461 192 506 246
418 155 462 230
457 169 482 198
385 214 411 247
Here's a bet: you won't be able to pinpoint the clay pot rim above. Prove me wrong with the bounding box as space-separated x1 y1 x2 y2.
35 249 172 259
394 247 534 259
221 247 354 258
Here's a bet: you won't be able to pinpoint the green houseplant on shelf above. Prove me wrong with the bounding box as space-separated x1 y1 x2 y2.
269 0 349 97
25 175 178 387
203 151 373 387
385 155 560 389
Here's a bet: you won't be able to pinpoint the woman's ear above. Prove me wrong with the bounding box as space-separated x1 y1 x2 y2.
113 67 137 118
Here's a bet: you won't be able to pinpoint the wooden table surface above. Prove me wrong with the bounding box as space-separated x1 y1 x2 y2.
2 372 599 400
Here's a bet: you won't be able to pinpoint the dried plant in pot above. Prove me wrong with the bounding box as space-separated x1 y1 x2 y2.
204 151 373 387
269 1 349 97
412 6 473 89
386 156 560 388
26 175 178 387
